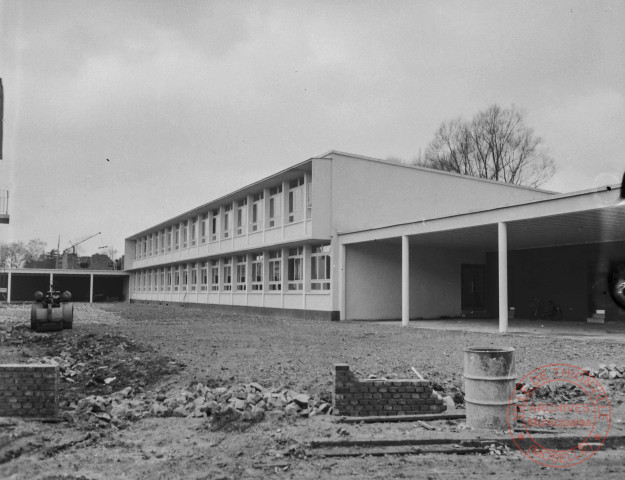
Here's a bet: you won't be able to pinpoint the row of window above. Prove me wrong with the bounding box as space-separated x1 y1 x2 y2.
132 244 331 293
134 177 311 260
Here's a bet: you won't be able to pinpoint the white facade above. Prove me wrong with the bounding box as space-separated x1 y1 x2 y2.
124 151 557 319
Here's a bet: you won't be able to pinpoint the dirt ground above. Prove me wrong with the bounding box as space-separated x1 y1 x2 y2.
1 303 625 479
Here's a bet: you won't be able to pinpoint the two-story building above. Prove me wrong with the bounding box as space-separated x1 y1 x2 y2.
126 150 624 326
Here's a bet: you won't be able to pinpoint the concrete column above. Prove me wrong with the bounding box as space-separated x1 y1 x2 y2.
90 273 94 304
402 235 410 327
498 222 508 334
339 243 346 321
7 270 12 303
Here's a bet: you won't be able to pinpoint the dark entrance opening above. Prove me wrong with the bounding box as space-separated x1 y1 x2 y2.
53 275 90 302
93 276 125 302
461 264 486 315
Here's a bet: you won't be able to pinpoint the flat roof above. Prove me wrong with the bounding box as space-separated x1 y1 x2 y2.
339 183 625 251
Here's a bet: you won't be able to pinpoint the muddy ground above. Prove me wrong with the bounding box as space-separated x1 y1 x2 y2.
1 303 625 479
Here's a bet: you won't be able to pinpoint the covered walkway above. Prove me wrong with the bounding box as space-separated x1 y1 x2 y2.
338 184 625 332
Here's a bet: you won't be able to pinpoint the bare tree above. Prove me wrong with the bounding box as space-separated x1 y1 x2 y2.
420 105 556 188
0 239 47 268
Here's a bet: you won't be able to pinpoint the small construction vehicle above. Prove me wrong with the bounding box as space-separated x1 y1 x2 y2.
30 284 74 332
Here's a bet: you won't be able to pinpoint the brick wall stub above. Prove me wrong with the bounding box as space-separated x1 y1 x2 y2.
0 364 59 417
333 364 445 417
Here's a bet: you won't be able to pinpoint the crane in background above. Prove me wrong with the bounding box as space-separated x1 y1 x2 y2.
56 232 101 269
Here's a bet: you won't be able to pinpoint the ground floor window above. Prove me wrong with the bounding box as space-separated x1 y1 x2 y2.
268 250 282 291
288 246 303 291
311 244 331 290
173 265 180 291
251 253 263 291
200 261 208 291
210 260 219 291
222 258 232 291
181 264 189 291
135 243 333 297
236 255 246 291
190 262 198 291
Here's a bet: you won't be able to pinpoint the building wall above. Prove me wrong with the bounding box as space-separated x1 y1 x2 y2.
344 241 484 320
328 153 554 233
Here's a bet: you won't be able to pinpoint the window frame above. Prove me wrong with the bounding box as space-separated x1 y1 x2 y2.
251 253 263 291
200 261 208 291
287 246 304 291
211 259 220 291
268 250 282 291
236 255 247 291
268 185 282 228
311 244 331 291
222 257 232 291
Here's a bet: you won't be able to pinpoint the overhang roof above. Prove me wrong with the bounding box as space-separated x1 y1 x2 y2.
3 268 129 276
339 184 625 251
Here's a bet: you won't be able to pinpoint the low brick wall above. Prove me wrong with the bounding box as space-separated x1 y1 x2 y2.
333 364 445 416
0 364 59 417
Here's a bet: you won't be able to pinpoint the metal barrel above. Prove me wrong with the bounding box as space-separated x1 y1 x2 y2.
463 346 516 429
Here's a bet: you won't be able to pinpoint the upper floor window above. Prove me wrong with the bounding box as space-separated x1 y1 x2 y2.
167 227 172 252
181 221 188 248
268 186 282 228
159 268 165 291
288 177 305 223
311 244 331 290
173 225 180 250
236 199 247 236
251 193 263 232
160 230 165 254
200 213 208 244
190 218 198 246
223 205 232 239
210 209 219 242
287 246 304 291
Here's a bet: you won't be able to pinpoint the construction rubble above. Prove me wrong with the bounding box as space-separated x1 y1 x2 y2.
515 363 625 405
67 382 333 428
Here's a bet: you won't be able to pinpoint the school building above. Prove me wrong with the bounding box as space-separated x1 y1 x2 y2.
124 151 625 331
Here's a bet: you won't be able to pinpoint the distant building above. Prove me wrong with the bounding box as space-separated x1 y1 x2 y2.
123 151 625 327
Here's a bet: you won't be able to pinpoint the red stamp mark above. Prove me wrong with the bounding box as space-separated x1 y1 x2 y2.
507 363 611 468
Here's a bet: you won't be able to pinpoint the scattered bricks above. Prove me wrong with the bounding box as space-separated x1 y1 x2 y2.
332 364 445 417
0 364 59 418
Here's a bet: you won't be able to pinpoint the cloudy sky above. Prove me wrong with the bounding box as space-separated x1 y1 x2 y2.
1 0 624 257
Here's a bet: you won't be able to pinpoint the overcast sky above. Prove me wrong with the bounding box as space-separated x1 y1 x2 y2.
1 0 624 257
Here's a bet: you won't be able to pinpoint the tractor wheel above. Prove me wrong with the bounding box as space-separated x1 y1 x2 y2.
62 303 74 329
31 304 38 330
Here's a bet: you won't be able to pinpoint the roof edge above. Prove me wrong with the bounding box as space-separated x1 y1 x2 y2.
320 150 557 195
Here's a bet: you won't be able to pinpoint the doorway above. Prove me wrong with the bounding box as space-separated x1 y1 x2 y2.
461 264 486 314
